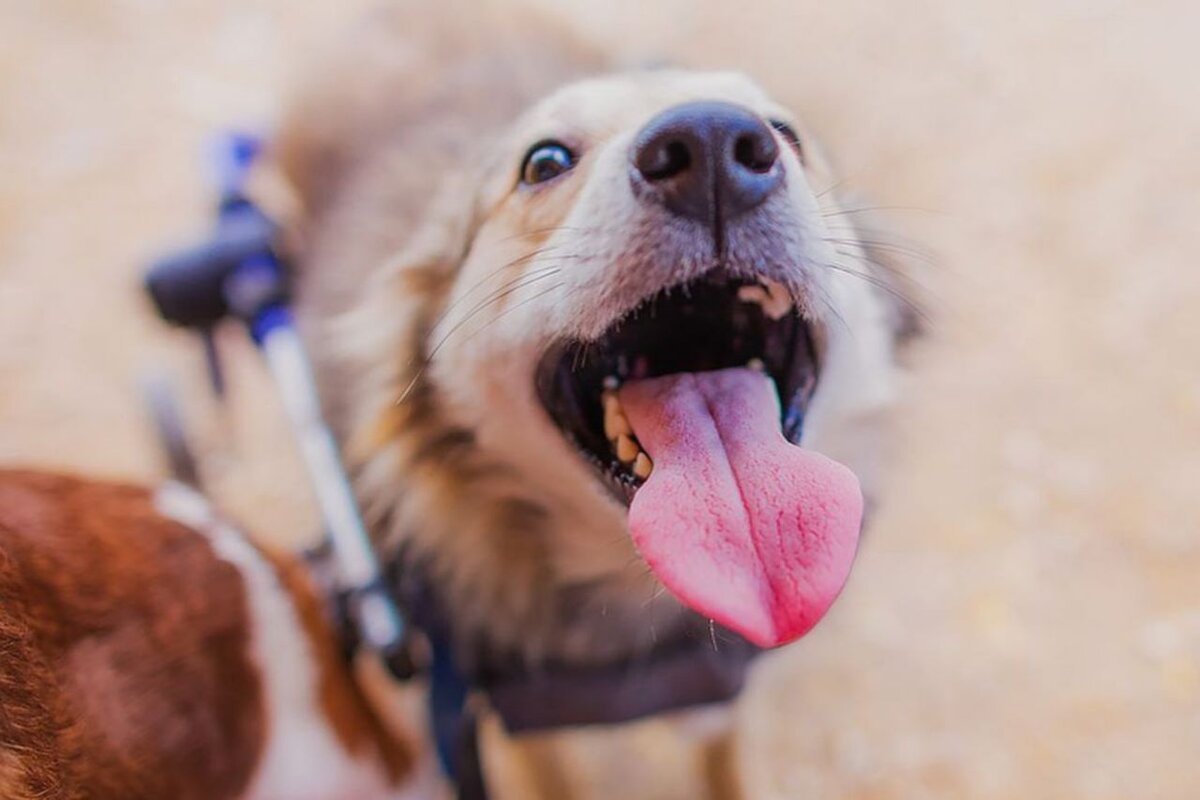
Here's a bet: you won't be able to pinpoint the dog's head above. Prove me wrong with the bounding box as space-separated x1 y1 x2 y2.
310 68 913 659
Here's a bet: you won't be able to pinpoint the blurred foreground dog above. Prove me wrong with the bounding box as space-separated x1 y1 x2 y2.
268 1 919 795
0 470 430 800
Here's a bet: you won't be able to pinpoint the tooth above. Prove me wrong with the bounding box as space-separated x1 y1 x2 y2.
616 434 639 463
633 453 653 479
604 400 632 440
603 375 620 390
738 280 794 320
737 285 769 305
761 280 794 320
746 357 765 372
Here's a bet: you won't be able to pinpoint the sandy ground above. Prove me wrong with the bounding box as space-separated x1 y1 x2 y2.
2 1 1199 797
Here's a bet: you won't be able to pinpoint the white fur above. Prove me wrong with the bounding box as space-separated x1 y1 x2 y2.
154 482 426 800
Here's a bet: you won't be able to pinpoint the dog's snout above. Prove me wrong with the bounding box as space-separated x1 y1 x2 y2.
632 101 782 225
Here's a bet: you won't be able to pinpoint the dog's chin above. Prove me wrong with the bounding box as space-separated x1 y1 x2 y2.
534 269 821 504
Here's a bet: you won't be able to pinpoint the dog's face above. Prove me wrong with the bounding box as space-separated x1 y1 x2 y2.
407 70 905 649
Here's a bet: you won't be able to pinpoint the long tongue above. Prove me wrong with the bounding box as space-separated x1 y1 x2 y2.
619 368 862 648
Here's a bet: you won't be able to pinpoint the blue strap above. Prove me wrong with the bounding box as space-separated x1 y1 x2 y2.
427 632 491 799
428 631 470 780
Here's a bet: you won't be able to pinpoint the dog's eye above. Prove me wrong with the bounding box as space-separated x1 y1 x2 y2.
521 141 576 185
768 119 804 162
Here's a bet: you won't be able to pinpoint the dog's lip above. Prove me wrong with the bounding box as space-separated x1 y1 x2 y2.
534 271 821 503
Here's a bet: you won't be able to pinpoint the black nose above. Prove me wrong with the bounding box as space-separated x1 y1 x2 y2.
632 101 782 225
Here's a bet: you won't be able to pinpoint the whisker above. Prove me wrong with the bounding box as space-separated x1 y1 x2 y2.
814 178 849 199
433 264 565 340
823 236 938 266
496 224 598 244
822 223 940 254
396 271 564 404
838 229 943 275
441 281 567 356
806 276 850 332
820 205 943 219
822 258 929 322
434 268 561 345
425 246 561 337
835 245 938 299
643 584 668 608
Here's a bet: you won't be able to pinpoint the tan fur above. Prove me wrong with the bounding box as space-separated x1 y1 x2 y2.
270 2 913 796
277 12 907 668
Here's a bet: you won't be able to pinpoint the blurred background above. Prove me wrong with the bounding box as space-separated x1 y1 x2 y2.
2 0 1198 797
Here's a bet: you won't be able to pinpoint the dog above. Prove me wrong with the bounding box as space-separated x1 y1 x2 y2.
263 2 918 796
0 469 434 800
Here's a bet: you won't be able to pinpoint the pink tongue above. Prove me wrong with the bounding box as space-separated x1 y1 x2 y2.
619 368 862 648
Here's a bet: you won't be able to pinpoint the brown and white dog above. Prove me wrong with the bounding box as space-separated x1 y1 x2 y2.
0 470 432 800
268 2 918 794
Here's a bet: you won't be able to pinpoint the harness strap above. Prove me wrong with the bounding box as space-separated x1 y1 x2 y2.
422 620 759 798
428 632 490 800
454 705 489 800
399 570 761 795
485 636 758 733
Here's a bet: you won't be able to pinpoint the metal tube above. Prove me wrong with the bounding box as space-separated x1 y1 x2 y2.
259 323 404 651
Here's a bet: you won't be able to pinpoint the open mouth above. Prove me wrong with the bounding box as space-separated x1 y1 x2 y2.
535 271 820 501
534 270 863 649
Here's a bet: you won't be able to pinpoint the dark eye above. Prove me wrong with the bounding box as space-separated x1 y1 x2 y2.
768 119 804 162
521 141 576 185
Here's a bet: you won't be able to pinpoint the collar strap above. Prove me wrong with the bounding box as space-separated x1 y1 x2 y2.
397 566 762 732
426 625 760 799
482 635 760 732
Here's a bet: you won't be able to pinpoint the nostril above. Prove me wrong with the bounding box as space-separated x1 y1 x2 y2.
733 132 778 173
632 101 784 224
641 139 692 181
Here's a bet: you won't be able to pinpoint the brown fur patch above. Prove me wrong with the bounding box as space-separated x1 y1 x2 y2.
267 550 414 784
0 470 264 800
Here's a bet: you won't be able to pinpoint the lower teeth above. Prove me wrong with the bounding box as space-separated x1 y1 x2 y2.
598 353 768 483
601 384 652 480
597 357 769 481
633 452 653 479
